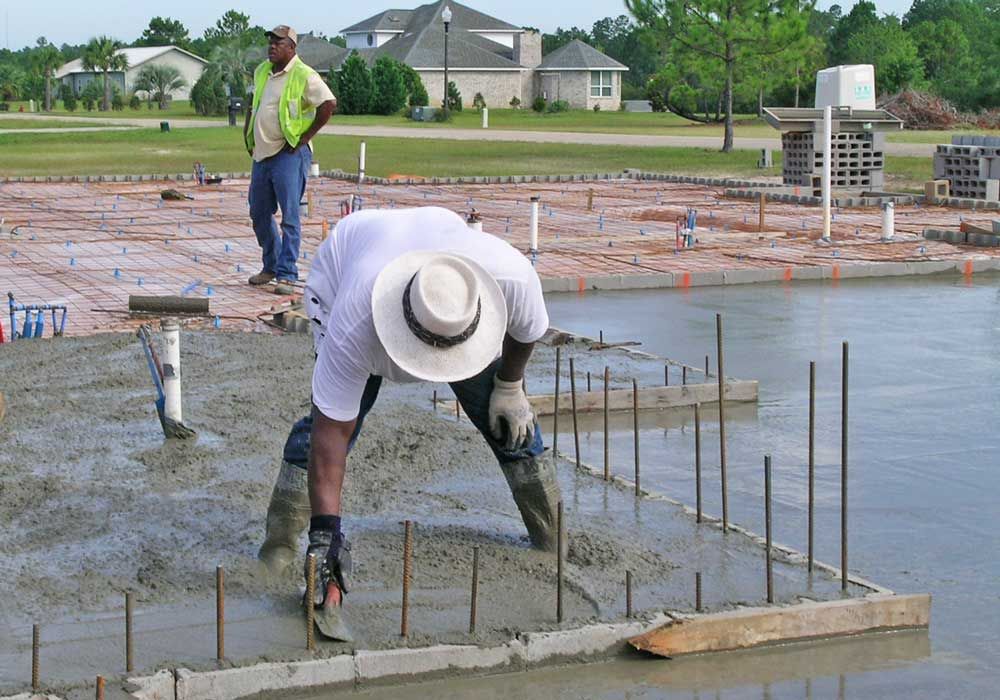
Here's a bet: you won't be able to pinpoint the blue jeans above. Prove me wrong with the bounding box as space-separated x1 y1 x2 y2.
283 359 545 470
248 146 311 282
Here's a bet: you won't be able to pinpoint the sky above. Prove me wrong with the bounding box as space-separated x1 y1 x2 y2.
1 0 913 52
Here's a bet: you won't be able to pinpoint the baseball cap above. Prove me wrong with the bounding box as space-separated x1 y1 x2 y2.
267 25 298 45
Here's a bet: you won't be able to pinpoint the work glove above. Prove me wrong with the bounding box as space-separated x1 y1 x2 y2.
489 376 536 451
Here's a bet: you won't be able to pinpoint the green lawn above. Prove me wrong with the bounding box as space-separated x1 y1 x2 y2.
0 118 108 129
6 102 998 145
0 125 931 191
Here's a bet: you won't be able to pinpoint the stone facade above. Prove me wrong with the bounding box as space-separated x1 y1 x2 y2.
419 70 524 109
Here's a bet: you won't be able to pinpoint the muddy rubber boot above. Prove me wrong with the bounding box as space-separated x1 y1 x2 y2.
499 456 563 552
258 461 311 575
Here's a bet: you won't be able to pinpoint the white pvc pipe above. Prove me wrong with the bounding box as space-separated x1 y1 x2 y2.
482 107 489 129
310 162 319 178
529 196 540 252
161 320 182 423
358 141 367 184
882 201 895 240
469 221 483 232
822 106 832 242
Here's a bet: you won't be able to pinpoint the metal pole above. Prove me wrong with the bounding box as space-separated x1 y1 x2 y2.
822 106 832 242
433 389 437 412
553 347 561 458
705 355 710 378
625 570 633 618
401 520 414 637
765 455 774 604
808 361 816 572
682 366 687 385
556 502 564 623
125 591 134 673
633 379 640 496
31 624 39 691
759 192 766 232
216 565 225 661
695 403 702 523
717 314 729 532
96 675 105 700
695 572 703 612
587 371 592 392
469 546 480 633
443 23 450 120
569 357 581 471
841 342 849 591
306 554 316 650
664 364 669 386
603 366 610 481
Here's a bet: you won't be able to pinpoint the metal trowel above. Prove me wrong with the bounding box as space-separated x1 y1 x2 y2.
314 588 355 643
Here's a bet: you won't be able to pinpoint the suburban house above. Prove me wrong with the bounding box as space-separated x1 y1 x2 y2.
273 1 628 110
54 46 208 100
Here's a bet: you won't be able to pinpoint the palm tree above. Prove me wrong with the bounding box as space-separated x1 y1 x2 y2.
134 64 187 110
32 39 63 111
82 36 128 111
209 41 253 99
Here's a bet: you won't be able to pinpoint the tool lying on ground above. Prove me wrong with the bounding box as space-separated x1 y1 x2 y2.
7 292 67 341
136 325 196 440
160 189 194 201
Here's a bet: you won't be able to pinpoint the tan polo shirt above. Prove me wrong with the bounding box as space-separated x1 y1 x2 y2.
252 55 335 162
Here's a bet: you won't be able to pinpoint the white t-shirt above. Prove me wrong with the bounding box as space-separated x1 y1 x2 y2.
306 207 549 421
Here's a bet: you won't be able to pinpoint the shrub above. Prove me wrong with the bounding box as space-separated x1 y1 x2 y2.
430 107 451 122
190 68 229 116
129 94 141 110
546 99 569 113
63 93 77 111
472 92 486 112
397 63 429 107
371 56 407 116
111 92 125 111
532 96 547 113
593 103 601 112
80 80 102 111
336 52 373 115
509 96 521 110
445 81 462 112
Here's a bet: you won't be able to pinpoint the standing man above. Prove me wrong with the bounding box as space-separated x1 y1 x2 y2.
257 207 561 641
245 25 336 296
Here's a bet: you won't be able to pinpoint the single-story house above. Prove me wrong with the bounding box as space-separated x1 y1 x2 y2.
54 46 208 101
263 1 627 110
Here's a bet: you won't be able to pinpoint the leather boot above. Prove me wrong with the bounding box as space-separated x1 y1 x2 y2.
258 460 311 574
499 455 563 552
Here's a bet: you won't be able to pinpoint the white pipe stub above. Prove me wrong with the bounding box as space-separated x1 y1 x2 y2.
529 196 540 253
161 319 183 424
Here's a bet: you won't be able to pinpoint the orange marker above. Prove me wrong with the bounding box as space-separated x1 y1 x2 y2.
784 267 793 282
832 264 841 280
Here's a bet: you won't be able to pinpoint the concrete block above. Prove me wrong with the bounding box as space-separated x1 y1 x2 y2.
791 266 825 281
838 262 908 279
175 657 355 700
356 644 520 683
722 268 785 285
987 180 1000 203
993 220 1000 234
520 615 672 665
127 669 175 700
905 261 955 276
688 271 725 287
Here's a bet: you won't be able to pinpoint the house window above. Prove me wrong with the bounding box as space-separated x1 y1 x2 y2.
367 33 374 46
590 71 613 98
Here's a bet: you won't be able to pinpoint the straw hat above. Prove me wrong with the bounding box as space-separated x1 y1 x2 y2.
372 252 507 382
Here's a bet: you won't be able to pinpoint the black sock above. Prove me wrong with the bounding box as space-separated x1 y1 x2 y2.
310 514 342 535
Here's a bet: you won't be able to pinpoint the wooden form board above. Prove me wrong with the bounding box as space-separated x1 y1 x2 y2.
629 594 931 658
529 380 759 417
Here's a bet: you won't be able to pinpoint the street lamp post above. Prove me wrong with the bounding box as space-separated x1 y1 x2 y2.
442 5 452 119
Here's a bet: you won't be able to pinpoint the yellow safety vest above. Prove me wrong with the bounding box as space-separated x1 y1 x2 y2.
245 58 317 153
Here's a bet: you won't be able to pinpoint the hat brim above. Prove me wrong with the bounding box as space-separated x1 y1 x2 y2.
372 251 507 383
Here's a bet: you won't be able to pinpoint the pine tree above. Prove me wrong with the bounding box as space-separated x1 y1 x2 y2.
336 52 373 115
371 56 407 115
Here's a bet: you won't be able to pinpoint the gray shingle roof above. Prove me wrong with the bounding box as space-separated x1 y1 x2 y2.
341 1 519 34
341 10 413 34
536 40 628 71
247 34 350 74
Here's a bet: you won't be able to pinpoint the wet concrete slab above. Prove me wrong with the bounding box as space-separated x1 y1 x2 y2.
0 330 869 698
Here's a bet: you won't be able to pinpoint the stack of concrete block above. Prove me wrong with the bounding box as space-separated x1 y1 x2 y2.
932 136 1000 201
781 131 886 194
